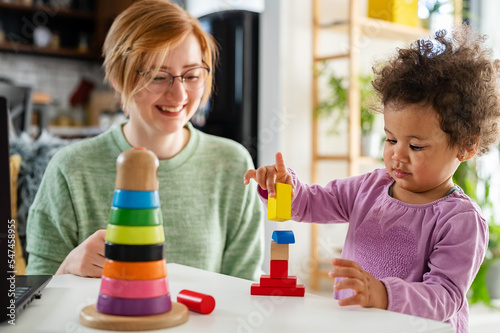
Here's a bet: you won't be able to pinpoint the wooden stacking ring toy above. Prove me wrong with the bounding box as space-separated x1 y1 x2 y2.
108 207 163 226
100 276 169 299
96 293 172 316
80 147 188 330
103 259 167 280
105 225 165 245
112 189 160 209
104 242 164 262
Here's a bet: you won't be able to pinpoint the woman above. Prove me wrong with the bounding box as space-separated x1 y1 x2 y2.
26 0 264 281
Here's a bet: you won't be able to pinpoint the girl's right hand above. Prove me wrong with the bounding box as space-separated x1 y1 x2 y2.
243 152 294 198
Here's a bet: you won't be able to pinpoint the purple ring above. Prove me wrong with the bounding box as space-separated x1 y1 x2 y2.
96 293 172 316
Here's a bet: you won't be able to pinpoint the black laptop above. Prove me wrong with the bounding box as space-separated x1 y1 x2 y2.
0 96 52 323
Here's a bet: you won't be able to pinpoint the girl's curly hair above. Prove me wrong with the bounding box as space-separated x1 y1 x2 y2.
372 25 500 156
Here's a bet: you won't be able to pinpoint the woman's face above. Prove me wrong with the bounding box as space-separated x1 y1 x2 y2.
128 33 205 137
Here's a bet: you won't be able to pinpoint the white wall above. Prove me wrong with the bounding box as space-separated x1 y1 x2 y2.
479 1 500 63
276 0 314 284
258 0 285 274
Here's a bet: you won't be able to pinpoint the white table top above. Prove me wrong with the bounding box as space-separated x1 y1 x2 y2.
2 263 453 332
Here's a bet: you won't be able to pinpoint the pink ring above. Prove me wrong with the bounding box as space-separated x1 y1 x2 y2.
99 276 169 299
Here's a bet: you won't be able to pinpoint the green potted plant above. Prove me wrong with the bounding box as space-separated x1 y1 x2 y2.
359 74 376 135
420 0 452 30
454 156 500 308
359 74 381 157
314 66 381 157
314 67 348 136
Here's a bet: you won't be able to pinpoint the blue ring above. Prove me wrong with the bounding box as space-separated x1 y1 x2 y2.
112 189 160 209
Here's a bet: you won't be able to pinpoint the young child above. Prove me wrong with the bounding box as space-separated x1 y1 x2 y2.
244 26 500 333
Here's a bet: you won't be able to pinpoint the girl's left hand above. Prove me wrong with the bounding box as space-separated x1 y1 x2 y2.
328 258 388 310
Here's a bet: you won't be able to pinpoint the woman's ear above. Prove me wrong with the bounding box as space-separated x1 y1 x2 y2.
111 79 120 93
458 137 479 162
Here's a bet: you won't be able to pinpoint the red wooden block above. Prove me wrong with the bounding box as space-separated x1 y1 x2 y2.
270 260 288 279
250 283 305 297
177 289 215 314
260 275 297 288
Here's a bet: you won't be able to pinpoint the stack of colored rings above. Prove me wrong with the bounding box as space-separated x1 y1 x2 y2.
96 148 171 316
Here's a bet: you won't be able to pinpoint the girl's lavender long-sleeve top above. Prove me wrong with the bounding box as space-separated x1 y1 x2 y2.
257 168 487 333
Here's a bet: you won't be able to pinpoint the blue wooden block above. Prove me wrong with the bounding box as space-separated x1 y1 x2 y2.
272 230 295 244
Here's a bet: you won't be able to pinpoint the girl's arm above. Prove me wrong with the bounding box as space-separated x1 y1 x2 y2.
245 152 365 224
380 210 487 322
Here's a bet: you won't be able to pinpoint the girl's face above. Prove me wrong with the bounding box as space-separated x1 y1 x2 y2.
128 33 205 137
383 103 462 204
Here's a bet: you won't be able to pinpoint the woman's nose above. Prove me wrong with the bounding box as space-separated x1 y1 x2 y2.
166 78 188 101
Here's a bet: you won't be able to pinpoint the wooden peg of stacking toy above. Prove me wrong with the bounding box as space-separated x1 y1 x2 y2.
115 147 159 191
79 147 189 331
268 183 292 221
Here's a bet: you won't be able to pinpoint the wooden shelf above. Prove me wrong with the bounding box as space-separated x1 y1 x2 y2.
314 154 348 161
313 154 381 164
320 17 431 41
0 1 134 61
314 52 350 62
0 41 99 60
358 155 382 164
32 91 51 105
48 126 104 138
315 268 331 279
0 3 94 20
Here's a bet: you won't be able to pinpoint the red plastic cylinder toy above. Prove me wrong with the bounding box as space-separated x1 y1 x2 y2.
177 289 215 314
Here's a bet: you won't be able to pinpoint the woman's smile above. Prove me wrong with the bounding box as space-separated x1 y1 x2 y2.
156 104 185 116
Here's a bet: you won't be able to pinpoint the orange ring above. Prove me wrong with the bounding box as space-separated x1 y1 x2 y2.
102 259 167 280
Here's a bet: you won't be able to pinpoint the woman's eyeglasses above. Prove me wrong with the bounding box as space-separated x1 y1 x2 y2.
137 67 211 94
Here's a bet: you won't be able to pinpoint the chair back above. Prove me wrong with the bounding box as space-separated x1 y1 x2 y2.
0 81 33 136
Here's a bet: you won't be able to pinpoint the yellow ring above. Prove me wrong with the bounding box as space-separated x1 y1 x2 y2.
105 225 165 245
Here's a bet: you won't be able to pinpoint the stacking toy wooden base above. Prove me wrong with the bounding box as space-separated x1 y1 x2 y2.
79 302 189 331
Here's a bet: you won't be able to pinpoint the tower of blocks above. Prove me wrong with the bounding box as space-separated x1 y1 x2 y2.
79 148 189 331
251 183 305 297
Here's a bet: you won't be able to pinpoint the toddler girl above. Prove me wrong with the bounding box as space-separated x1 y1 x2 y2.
245 26 500 333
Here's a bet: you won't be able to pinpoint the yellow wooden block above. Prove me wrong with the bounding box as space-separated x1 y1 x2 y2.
268 183 291 222
367 0 419 27
270 241 289 261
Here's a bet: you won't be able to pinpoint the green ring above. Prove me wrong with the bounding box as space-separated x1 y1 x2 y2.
105 225 165 245
109 207 163 226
